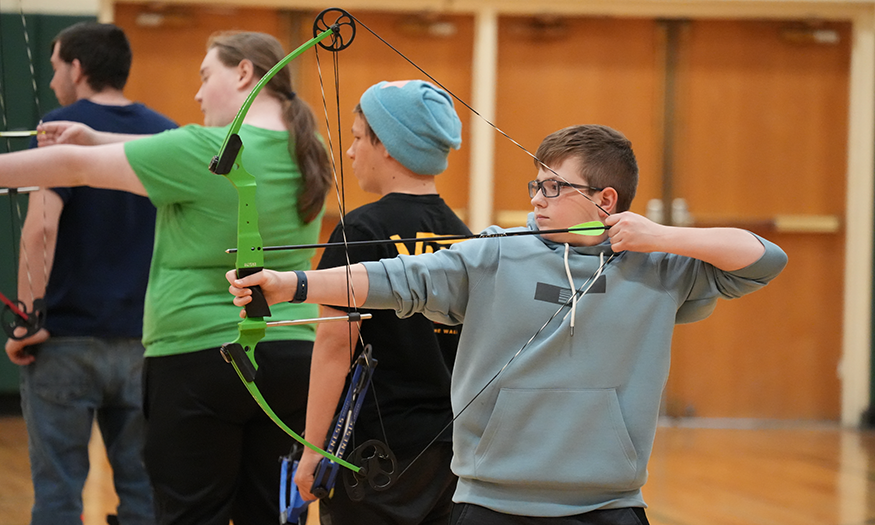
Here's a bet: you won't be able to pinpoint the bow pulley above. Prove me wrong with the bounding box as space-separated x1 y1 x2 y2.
0 294 44 340
314 8 356 51
344 439 397 501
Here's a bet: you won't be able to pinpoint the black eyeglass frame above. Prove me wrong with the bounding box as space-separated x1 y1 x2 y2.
527 179 604 199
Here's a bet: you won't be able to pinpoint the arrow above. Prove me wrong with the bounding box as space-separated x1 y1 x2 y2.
226 221 608 253
0 130 39 138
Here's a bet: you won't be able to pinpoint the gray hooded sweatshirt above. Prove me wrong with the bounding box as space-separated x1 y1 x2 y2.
361 215 787 516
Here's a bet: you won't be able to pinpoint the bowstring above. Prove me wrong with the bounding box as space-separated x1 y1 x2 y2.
0 11 20 271
314 42 390 457
314 47 360 345
17 4 40 117
17 3 48 306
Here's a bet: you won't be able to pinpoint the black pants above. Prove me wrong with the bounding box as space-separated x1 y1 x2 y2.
450 504 649 525
321 441 457 525
143 341 312 525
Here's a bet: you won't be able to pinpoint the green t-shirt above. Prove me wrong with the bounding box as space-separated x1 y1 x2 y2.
124 124 321 357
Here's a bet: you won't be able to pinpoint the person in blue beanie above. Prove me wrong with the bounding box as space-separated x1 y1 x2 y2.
231 124 787 524
293 79 471 525
0 31 332 525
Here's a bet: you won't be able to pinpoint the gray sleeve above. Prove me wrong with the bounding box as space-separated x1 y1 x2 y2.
361 244 480 325
676 233 787 324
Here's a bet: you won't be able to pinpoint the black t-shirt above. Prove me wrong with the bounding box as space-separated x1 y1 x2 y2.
33 100 177 337
317 192 471 454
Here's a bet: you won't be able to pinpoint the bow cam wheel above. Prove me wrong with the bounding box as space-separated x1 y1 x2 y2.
314 8 356 51
343 440 396 501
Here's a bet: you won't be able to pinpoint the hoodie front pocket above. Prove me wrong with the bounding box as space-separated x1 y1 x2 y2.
473 388 640 491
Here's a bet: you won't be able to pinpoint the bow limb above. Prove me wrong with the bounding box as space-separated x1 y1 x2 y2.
212 26 341 168
220 320 360 473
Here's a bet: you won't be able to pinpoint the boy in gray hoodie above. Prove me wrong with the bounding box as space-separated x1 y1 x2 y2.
228 124 787 524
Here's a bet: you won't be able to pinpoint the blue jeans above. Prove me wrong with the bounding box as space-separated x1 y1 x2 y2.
20 336 155 525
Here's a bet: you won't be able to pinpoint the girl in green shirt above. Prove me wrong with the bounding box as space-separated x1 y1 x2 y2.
0 31 330 525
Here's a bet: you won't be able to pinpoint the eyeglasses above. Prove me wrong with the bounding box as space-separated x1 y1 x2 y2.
527 179 603 199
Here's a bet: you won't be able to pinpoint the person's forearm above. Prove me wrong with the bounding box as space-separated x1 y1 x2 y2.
92 131 148 144
661 227 765 271
16 191 62 305
293 265 371 307
0 144 146 195
0 146 88 188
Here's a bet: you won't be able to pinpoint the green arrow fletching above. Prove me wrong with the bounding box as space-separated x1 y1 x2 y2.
568 221 607 236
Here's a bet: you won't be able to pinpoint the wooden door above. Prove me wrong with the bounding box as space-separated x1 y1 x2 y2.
664 19 849 420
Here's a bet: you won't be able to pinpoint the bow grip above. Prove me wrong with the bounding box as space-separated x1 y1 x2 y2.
237 267 272 318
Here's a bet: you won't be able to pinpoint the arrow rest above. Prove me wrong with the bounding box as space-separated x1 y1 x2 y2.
314 8 356 51
343 439 397 501
1 297 45 340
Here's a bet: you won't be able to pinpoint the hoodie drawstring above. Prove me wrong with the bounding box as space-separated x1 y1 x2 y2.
563 244 576 335
563 247 606 337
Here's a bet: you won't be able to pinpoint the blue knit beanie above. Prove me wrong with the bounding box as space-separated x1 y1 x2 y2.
359 80 462 176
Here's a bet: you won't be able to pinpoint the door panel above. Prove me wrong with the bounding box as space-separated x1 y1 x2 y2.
665 20 850 419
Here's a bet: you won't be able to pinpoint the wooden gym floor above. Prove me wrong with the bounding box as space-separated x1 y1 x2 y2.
0 416 873 525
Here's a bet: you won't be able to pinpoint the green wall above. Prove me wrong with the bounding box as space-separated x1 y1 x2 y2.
0 13 95 394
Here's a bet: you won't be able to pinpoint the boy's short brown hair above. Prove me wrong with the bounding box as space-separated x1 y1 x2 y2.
535 125 638 213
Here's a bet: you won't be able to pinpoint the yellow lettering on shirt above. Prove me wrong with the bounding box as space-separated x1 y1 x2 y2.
389 232 465 256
